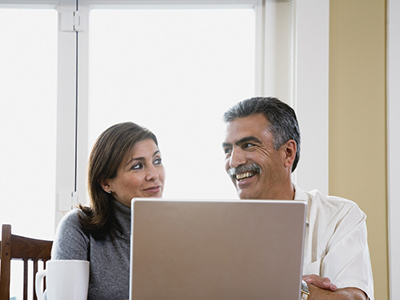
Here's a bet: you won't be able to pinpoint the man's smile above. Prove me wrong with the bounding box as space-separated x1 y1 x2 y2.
236 171 256 181
228 163 262 182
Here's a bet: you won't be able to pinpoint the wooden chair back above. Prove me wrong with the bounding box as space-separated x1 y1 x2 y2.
0 224 52 300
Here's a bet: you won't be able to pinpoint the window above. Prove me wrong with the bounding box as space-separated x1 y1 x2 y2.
87 7 255 199
0 8 57 240
0 0 331 297
0 8 57 299
0 0 330 242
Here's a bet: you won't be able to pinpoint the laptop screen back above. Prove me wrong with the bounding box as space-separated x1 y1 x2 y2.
130 199 306 300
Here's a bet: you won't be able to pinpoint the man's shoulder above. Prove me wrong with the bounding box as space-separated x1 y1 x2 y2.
303 188 366 221
306 189 356 205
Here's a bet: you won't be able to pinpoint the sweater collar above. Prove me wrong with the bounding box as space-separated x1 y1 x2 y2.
112 199 131 239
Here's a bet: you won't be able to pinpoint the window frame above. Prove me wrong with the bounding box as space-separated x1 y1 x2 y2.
74 0 283 210
0 0 78 226
75 0 330 207
0 0 330 232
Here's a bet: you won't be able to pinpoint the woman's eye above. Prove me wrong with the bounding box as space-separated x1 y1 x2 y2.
132 163 143 170
154 158 162 165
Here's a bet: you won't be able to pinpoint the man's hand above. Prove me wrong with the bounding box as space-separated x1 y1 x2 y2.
303 274 337 291
303 274 367 300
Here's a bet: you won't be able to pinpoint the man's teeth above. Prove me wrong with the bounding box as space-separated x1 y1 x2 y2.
236 172 255 181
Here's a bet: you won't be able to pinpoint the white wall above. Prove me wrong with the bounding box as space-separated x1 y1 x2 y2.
387 0 400 299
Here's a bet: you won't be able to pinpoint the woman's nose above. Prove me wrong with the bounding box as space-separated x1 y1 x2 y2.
145 165 159 181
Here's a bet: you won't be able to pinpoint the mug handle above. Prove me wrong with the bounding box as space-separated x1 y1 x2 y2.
35 269 47 300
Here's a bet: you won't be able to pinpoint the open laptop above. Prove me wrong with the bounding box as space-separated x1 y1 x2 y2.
129 199 307 300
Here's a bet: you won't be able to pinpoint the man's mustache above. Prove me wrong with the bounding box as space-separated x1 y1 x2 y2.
227 163 262 177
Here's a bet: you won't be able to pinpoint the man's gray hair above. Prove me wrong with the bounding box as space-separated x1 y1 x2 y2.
223 97 301 172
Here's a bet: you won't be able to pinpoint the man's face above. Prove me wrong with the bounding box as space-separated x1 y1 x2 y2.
222 113 292 200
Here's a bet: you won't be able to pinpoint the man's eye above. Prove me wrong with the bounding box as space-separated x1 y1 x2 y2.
244 143 254 148
154 158 162 165
223 148 231 155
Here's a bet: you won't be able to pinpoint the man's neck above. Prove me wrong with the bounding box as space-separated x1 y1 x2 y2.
263 182 295 200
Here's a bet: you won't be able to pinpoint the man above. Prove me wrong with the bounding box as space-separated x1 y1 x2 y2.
222 97 374 300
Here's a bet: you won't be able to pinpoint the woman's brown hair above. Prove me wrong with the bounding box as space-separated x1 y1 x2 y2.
78 122 158 238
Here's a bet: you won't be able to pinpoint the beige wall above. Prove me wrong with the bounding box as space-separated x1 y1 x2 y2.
329 0 388 299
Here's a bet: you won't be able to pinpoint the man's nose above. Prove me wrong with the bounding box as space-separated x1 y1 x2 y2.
229 148 247 169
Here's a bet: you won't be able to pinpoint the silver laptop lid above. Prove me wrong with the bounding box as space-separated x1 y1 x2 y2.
130 199 306 300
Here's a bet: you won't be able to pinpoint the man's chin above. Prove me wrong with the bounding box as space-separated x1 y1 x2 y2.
237 189 256 200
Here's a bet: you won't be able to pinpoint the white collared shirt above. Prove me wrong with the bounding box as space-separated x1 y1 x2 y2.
295 187 374 299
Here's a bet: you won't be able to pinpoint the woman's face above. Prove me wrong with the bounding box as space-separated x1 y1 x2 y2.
102 139 165 207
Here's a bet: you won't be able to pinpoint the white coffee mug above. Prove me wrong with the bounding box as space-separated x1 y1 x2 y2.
35 260 89 300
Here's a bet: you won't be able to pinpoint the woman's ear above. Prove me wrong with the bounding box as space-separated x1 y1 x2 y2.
283 140 297 169
98 178 112 194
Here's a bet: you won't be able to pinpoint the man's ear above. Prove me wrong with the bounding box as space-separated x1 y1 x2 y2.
283 140 297 168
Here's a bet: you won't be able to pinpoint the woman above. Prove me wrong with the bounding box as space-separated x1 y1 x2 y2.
51 122 165 300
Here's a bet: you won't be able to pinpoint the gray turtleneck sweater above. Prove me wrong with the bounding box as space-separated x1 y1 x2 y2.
51 200 131 300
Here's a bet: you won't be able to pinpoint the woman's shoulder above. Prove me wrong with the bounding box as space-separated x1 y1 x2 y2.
56 208 89 237
52 208 91 260
59 208 83 225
